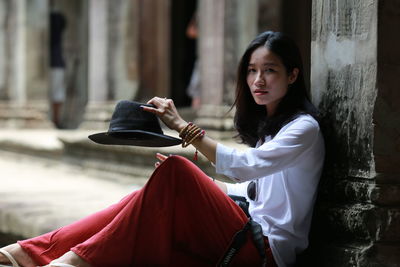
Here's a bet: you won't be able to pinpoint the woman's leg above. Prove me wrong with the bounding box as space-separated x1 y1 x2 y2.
18 190 142 266
71 155 267 266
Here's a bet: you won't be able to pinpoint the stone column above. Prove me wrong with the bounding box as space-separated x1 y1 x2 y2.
9 0 27 104
0 0 9 100
88 0 108 102
107 0 139 101
198 0 224 106
196 0 258 136
0 0 53 128
137 0 170 101
25 0 48 101
308 0 400 266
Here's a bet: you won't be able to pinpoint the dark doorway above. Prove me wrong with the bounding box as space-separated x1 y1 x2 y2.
170 0 197 107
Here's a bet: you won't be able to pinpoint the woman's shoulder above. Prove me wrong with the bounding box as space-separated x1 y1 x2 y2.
277 114 320 136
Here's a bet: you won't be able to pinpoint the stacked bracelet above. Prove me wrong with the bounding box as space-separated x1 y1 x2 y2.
179 122 206 160
179 122 205 147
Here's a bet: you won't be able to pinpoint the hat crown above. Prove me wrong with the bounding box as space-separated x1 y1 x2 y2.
108 100 163 134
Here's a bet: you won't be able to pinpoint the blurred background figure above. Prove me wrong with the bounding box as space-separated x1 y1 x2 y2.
186 12 201 109
49 1 67 129
185 12 201 109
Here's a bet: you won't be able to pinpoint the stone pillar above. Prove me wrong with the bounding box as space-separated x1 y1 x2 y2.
107 0 139 101
198 0 224 106
81 0 141 130
88 0 108 102
9 0 27 104
196 0 258 136
25 0 48 101
0 0 9 100
136 0 170 101
0 0 53 128
308 0 400 266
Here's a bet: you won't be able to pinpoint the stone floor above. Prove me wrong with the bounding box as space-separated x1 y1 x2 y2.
0 128 149 242
0 149 139 239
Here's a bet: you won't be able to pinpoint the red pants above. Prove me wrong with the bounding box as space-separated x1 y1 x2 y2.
19 156 276 266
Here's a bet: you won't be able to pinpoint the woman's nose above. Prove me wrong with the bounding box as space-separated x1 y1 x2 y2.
254 72 265 85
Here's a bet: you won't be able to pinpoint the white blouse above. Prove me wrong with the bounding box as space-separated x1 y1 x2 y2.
216 114 325 267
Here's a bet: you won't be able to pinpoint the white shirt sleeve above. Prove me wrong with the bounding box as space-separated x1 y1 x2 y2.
225 182 249 197
216 116 320 182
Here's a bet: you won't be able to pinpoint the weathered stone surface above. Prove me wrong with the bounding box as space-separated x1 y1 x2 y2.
317 63 377 178
362 243 400 267
314 203 400 244
303 241 400 267
311 1 400 265
303 242 372 267
319 179 400 205
312 0 376 41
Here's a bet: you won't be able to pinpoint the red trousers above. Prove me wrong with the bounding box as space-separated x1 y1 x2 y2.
19 156 276 266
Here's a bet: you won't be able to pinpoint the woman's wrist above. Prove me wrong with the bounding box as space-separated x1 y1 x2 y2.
174 120 188 133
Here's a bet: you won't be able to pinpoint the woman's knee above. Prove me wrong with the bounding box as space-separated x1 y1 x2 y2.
160 155 197 173
155 155 207 184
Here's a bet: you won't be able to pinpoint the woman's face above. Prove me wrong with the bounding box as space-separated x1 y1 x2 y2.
246 46 298 116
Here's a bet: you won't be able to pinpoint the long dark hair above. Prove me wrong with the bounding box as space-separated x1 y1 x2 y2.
233 31 318 147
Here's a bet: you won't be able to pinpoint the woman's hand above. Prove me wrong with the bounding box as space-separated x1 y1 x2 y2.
154 153 168 168
144 97 218 166
142 97 187 132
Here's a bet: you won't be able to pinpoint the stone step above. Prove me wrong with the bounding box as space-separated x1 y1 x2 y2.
0 101 53 128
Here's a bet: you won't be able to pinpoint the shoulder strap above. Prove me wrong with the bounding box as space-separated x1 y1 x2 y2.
217 220 251 267
217 219 267 267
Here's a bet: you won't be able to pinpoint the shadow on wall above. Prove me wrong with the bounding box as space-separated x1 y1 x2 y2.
297 83 376 266
302 82 356 263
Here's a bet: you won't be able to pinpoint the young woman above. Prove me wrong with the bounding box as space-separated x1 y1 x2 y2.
0 31 324 267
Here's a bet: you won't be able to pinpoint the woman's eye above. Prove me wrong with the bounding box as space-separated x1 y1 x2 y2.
265 68 275 73
247 68 256 73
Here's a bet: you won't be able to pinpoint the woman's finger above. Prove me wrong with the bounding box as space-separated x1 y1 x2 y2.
156 153 168 162
140 105 157 114
143 97 169 115
147 96 165 107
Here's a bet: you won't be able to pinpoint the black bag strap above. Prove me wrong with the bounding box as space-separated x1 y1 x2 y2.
249 220 267 267
218 220 251 267
217 219 267 267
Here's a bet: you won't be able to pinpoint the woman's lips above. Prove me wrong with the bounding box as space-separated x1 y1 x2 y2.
254 89 268 95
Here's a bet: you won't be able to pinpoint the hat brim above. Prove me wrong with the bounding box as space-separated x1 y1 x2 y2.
88 130 182 147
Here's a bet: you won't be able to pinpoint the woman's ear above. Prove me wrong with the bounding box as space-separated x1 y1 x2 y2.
288 68 299 85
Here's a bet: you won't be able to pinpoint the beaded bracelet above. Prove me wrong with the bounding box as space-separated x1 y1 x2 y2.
179 122 206 160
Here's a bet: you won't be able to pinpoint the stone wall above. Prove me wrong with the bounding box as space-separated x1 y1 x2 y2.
308 0 400 266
